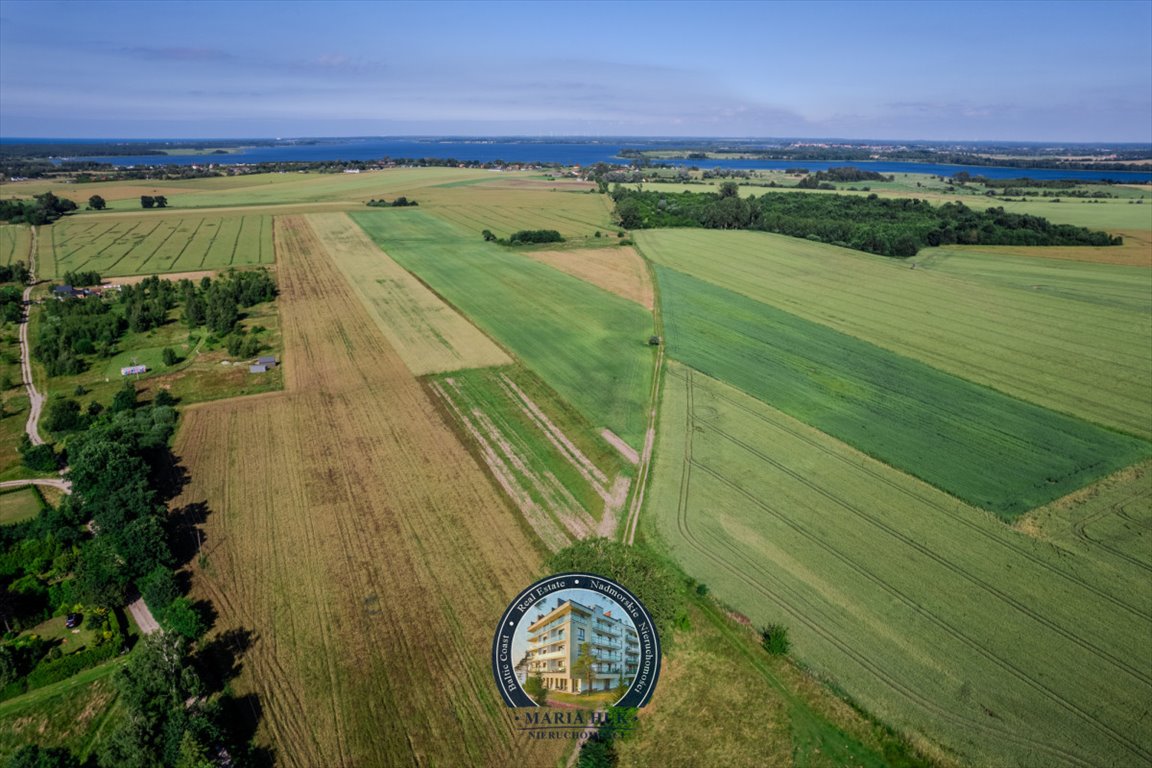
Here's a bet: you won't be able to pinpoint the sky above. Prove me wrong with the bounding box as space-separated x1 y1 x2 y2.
1 0 1150 142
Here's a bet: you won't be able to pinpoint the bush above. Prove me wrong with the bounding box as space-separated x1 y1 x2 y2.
523 674 548 705
760 623 791 655
19 436 58 472
110 380 137 412
548 538 686 641
22 640 119 692
508 229 564 245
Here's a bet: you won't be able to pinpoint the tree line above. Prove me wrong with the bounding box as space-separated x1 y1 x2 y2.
365 196 417 207
5 393 267 766
0 192 77 225
611 184 1122 258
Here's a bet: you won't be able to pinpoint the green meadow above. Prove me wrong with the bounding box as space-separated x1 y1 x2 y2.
0 225 32 267
41 214 273 278
655 265 1149 517
636 228 1152 439
645 362 1152 768
351 209 654 447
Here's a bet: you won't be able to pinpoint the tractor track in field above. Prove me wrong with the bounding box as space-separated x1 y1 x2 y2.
1071 496 1152 573
695 413 1152 691
670 367 1152 765
670 370 1099 768
693 369 1152 623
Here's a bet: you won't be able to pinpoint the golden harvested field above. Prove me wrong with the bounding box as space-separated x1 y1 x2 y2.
416 185 616 240
173 215 565 767
526 246 654 309
304 212 510 374
950 229 1152 266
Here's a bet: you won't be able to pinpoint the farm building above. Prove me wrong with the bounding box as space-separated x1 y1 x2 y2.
120 365 147 376
257 356 278 367
52 285 91 299
249 364 269 374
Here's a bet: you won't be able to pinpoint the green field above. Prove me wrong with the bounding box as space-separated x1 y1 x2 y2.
351 209 654 447
39 214 273 278
0 660 125 762
656 265 1149 517
1019 460 1152 572
418 183 616 240
645 361 1152 768
0 486 43 525
914 248 1152 310
636 229 1152 439
431 365 632 548
0 167 503 212
0 225 32 267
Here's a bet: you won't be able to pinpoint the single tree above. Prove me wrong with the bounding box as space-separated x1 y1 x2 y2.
140 195 155 209
88 195 107 211
523 674 549 705
162 347 179 366
572 642 597 693
111 379 137 412
154 195 168 208
761 623 791 655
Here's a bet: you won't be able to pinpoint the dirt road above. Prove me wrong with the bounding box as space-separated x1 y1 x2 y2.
19 227 45 446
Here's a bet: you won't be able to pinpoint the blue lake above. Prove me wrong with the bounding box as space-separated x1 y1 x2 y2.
22 138 1152 183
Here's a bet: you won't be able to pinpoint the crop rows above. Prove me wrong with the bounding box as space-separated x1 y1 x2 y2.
174 215 566 767
419 185 616 239
44 215 273 277
645 363 1152 767
656 264 1150 517
304 212 509 374
637 229 1152 438
351 209 654 448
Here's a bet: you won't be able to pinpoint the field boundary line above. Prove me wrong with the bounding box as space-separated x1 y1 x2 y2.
623 239 665 545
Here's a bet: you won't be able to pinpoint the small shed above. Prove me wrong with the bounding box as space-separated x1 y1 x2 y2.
256 356 277 367
249 364 269 374
120 365 147 376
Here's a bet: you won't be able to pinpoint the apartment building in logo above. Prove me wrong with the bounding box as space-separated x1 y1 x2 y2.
525 597 640 693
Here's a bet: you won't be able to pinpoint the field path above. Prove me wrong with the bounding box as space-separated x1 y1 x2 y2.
19 226 45 446
0 478 71 493
624 250 666 545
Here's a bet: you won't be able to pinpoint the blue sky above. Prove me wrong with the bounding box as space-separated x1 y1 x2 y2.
1 0 1149 141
